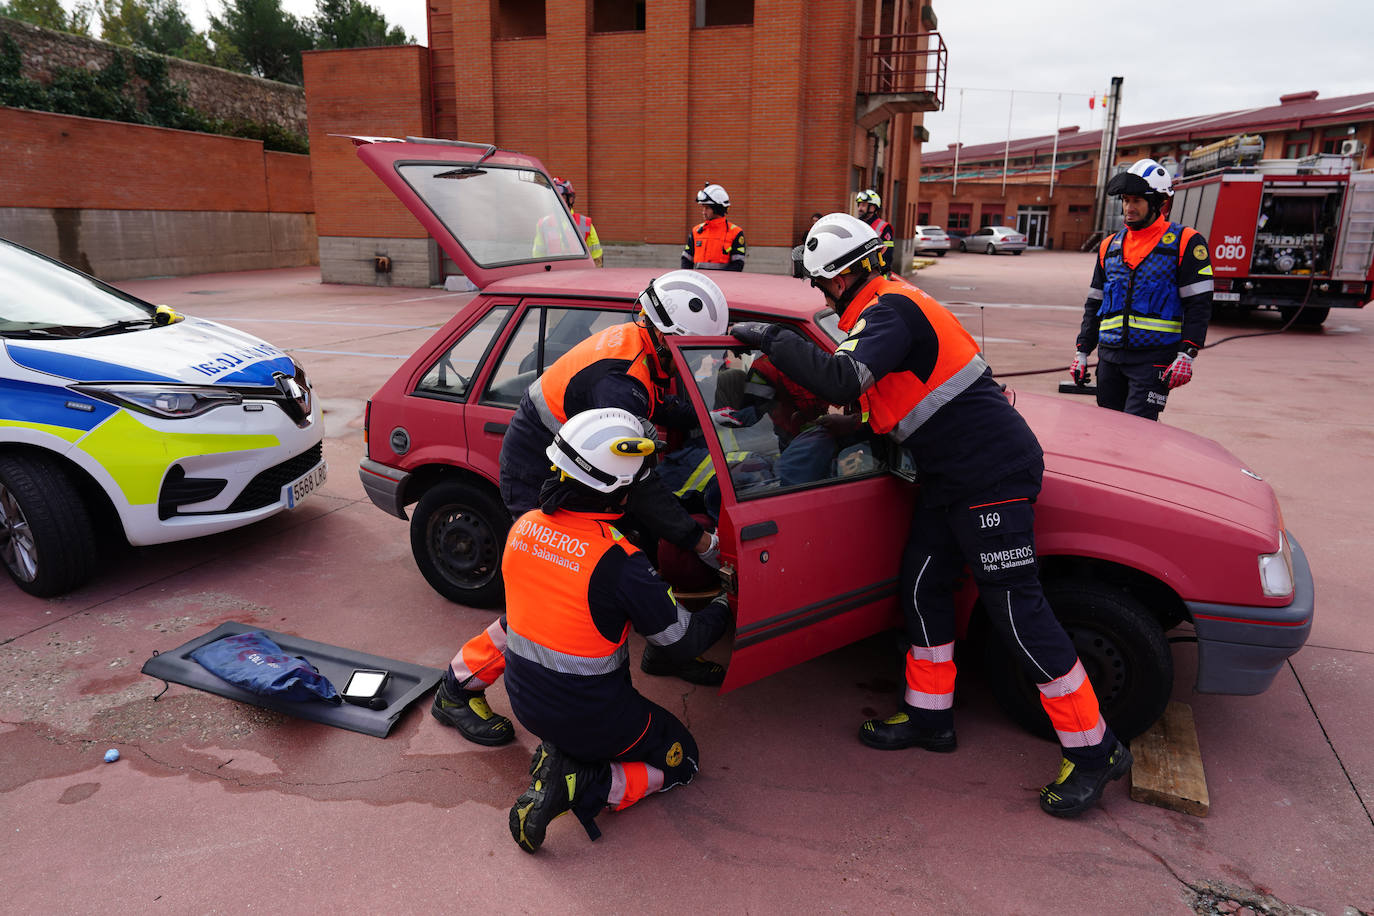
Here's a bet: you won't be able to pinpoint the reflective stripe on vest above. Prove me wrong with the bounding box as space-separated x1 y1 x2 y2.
504 509 635 675
692 218 743 267
535 214 581 255
528 322 656 431
837 275 986 440
1098 222 1190 349
869 217 894 248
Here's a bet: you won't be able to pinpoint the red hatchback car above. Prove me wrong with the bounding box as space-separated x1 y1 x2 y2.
353 137 1313 741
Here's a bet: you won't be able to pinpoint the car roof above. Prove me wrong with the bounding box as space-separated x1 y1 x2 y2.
485 267 827 321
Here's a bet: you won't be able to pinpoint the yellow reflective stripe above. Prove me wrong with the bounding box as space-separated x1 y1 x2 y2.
1099 315 1124 330
77 410 278 505
0 420 84 443
674 454 717 497
1128 315 1183 332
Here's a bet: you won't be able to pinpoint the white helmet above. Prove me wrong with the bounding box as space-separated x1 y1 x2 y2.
1106 158 1174 198
696 183 730 209
547 408 657 493
855 189 882 208
795 213 884 280
638 270 728 336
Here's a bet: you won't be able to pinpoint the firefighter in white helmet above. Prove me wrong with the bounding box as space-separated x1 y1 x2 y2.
729 213 1133 818
682 182 747 271
1070 158 1214 420
855 189 895 275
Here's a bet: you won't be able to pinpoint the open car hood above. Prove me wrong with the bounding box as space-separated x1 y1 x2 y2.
348 136 594 289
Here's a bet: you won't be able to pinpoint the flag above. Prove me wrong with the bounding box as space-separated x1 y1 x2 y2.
1088 96 1095 109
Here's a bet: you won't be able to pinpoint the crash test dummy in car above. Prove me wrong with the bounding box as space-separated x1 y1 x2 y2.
431 270 732 746
503 407 733 853
1070 158 1213 420
728 213 1134 817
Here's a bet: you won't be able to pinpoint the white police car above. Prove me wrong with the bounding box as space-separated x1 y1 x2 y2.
0 238 325 597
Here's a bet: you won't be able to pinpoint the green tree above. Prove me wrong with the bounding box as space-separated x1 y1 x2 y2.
0 0 95 35
311 0 410 49
209 0 311 84
97 0 195 56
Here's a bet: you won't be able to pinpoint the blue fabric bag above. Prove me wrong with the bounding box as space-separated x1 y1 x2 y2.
190 630 341 704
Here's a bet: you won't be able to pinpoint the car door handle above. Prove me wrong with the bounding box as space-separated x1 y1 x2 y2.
483 422 508 435
740 521 778 541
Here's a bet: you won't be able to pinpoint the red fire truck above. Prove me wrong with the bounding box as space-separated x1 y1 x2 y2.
1172 135 1374 326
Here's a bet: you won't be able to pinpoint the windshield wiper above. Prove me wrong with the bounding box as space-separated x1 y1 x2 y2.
1 326 82 339
434 167 487 180
75 318 159 338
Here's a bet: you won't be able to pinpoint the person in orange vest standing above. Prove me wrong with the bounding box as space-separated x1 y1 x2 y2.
856 189 895 276
728 213 1133 818
682 183 746 271
534 177 604 266
503 407 732 853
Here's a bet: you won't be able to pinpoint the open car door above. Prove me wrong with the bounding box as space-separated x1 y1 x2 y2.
348 136 594 289
664 338 917 692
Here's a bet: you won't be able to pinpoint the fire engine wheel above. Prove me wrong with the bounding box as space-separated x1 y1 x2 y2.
1279 305 1329 328
982 579 1173 742
410 480 510 608
0 453 98 597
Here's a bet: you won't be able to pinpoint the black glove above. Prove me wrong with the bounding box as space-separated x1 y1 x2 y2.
728 321 774 349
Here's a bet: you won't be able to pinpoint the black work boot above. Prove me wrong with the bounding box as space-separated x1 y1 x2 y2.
640 643 725 686
1039 740 1133 817
858 709 957 752
509 744 605 853
430 680 514 746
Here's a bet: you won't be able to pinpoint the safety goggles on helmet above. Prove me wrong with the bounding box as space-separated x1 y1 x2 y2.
856 189 882 208
696 183 730 209
1107 158 1173 198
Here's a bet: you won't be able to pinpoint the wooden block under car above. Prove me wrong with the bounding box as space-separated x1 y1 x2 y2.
1129 700 1210 816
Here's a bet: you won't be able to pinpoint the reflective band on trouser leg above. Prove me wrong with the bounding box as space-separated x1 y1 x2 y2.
450 618 508 689
607 761 665 811
903 642 956 710
1036 660 1107 748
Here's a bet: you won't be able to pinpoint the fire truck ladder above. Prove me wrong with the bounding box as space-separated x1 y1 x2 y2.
1334 173 1374 279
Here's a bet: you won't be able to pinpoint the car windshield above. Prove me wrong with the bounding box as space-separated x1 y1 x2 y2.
0 240 154 337
395 162 587 267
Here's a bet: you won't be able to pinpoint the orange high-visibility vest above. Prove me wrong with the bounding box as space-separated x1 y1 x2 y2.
527 322 660 430
691 218 744 267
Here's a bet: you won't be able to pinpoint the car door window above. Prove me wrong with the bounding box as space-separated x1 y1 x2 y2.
662 345 891 511
481 306 624 408
413 305 512 401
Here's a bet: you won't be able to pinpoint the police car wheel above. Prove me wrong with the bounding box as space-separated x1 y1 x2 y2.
409 480 510 609
0 454 98 597
981 579 1172 742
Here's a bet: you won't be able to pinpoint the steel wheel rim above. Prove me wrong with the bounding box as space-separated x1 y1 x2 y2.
0 483 38 582
1063 622 1128 708
428 505 499 588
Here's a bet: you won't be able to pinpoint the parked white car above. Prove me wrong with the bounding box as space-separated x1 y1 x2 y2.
913 225 950 256
959 226 1027 255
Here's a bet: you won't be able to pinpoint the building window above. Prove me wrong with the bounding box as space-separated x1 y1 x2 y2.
696 0 753 27
594 0 645 32
980 210 1003 228
1284 131 1312 159
947 207 971 230
918 210 930 224
495 0 545 38
1321 126 1354 154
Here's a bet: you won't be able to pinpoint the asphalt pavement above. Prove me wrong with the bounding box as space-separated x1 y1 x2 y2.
2 251 1371 915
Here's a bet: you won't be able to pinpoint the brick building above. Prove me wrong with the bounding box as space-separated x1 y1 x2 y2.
917 89 1374 253
303 0 947 285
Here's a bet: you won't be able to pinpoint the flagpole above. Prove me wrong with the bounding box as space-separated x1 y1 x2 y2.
952 88 963 196
1049 92 1062 198
1001 90 1014 196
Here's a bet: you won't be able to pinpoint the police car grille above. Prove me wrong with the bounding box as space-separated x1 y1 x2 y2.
225 443 323 513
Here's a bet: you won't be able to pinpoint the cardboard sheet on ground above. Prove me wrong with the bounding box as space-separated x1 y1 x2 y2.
141 622 442 738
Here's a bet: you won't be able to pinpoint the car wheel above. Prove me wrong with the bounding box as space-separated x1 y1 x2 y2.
410 479 510 608
0 454 98 597
982 579 1172 742
984 244 995 256
935 250 946 257
1012 249 1022 256
959 241 967 253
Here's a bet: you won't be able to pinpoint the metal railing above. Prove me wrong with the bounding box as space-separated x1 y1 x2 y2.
857 31 946 103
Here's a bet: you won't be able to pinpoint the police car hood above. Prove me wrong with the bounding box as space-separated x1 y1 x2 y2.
3 317 296 387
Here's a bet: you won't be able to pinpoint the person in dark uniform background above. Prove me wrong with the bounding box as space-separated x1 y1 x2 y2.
856 188 895 276
682 183 746 271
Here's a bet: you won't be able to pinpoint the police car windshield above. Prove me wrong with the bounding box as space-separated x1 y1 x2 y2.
0 240 154 336
395 163 587 267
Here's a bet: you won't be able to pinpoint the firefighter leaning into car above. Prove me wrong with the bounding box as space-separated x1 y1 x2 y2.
682 183 746 271
729 213 1133 817
534 177 604 266
503 407 732 853
1070 158 1213 420
431 270 731 746
855 189 895 276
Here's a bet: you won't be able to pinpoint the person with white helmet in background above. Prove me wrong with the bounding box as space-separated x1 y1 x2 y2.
534 177 604 266
855 189 895 275
728 213 1133 818
1070 158 1213 420
682 182 746 271
432 271 733 747
503 406 733 853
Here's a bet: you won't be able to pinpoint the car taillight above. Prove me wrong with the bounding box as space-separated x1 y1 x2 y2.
362 400 371 454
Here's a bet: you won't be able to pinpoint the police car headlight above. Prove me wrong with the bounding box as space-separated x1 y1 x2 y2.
293 361 312 391
1258 532 1294 598
75 384 243 419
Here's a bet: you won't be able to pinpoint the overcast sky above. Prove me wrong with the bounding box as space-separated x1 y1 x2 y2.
922 0 1371 149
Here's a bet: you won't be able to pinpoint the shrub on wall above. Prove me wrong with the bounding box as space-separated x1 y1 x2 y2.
0 32 308 152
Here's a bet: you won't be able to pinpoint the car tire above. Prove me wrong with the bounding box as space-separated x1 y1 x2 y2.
1012 249 1022 256
410 479 510 608
0 454 98 597
1279 305 1329 328
935 250 946 257
959 241 968 253
984 244 995 256
981 579 1173 742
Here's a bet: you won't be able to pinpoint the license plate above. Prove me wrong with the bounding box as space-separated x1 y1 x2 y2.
1213 291 1241 302
284 460 327 508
